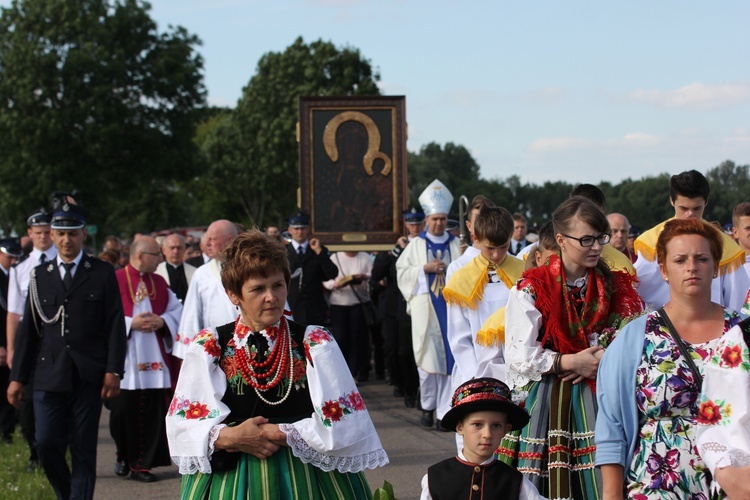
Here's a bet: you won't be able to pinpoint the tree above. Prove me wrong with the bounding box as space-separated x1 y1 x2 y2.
407 142 482 210
705 160 750 224
0 0 205 235
200 37 380 228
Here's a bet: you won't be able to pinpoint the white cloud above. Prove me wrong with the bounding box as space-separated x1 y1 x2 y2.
622 132 662 146
528 136 591 152
529 132 664 154
517 86 566 106
627 82 750 110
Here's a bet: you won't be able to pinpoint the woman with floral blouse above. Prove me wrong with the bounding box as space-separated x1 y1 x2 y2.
596 218 742 499
166 230 388 499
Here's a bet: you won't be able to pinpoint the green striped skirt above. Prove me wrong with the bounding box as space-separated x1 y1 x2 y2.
497 374 601 500
180 448 373 500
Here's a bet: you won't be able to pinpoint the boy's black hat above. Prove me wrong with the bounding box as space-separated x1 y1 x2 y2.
441 377 530 432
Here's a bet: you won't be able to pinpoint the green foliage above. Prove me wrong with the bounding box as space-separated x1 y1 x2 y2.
407 142 483 210
0 0 206 235
705 160 750 224
407 144 748 231
198 36 380 228
372 480 396 500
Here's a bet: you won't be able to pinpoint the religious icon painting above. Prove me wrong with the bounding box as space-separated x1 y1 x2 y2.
298 96 408 251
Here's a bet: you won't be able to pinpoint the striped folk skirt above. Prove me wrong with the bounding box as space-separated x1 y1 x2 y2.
497 374 601 500
180 447 373 500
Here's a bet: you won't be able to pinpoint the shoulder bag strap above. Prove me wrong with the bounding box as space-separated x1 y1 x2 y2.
658 307 703 388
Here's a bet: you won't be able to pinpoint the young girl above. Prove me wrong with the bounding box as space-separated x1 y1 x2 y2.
420 378 545 500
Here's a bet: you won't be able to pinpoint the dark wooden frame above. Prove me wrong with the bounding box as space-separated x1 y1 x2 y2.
297 96 408 251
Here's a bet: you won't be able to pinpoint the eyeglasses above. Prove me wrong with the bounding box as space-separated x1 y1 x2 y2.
561 233 611 247
142 252 162 257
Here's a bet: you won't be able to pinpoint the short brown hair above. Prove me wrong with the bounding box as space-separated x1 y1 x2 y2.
221 229 291 298
656 218 722 266
469 195 494 213
732 202 750 228
536 221 558 253
512 213 527 224
473 206 514 246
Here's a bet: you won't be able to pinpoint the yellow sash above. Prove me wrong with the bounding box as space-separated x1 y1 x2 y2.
442 254 524 310
476 306 507 347
634 219 745 276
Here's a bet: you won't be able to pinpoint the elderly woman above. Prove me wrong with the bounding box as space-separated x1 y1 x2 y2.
166 230 388 499
596 218 742 498
498 197 643 500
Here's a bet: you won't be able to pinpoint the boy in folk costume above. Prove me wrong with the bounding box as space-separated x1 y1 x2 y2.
443 206 524 391
396 179 460 430
420 378 544 500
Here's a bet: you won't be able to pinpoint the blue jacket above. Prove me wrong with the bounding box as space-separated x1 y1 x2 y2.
595 314 647 469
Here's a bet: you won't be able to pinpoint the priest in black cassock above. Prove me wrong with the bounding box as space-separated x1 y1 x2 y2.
155 233 195 304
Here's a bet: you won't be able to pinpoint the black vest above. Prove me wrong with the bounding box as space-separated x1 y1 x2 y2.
216 320 314 424
427 457 522 500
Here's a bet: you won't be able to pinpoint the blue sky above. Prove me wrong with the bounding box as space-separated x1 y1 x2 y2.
6 0 750 185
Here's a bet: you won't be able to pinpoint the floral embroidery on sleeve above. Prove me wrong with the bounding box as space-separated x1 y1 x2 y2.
697 398 733 426
168 396 220 420
710 341 750 371
194 330 221 363
316 390 367 427
303 328 334 362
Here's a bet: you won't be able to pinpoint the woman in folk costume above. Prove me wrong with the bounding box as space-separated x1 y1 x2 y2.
695 317 750 498
396 179 461 429
498 197 643 500
166 230 388 499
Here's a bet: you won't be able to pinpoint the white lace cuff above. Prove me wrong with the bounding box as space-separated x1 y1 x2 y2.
508 350 556 389
208 424 227 457
173 455 213 475
279 424 389 473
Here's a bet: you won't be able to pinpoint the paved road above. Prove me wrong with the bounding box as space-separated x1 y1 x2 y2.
93 380 455 499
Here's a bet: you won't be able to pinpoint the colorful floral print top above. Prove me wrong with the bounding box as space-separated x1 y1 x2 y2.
626 309 740 499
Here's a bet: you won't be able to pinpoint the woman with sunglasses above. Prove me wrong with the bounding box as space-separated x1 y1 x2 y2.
497 197 643 500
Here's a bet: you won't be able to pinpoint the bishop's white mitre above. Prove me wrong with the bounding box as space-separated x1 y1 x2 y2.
418 179 453 216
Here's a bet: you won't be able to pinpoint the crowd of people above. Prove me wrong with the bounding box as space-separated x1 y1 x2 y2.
1 169 750 499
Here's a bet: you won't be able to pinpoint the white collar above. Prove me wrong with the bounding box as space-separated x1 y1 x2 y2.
425 231 450 244
56 251 84 269
458 450 496 466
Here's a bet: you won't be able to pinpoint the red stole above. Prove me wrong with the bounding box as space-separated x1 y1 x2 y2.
116 265 179 391
116 264 169 317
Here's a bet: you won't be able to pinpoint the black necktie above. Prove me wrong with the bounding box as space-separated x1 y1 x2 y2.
40 253 46 264
297 246 304 261
62 262 75 290
516 242 521 255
